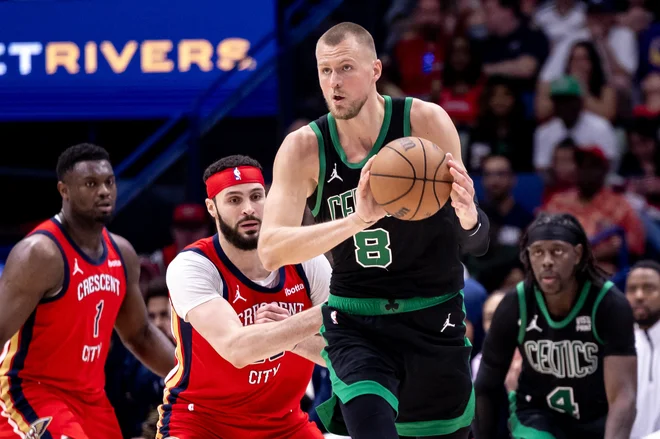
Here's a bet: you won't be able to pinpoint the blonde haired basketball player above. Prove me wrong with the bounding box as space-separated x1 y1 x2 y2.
259 22 490 439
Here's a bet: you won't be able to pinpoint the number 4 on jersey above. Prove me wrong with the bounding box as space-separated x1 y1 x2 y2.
354 228 392 268
547 386 580 419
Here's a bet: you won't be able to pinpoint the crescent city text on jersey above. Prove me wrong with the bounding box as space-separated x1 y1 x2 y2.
77 274 121 301
237 302 307 326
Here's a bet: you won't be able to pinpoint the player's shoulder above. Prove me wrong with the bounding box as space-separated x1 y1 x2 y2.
108 232 139 263
168 249 218 278
273 124 320 185
500 287 521 309
408 98 455 135
12 233 63 265
594 280 630 314
279 124 319 162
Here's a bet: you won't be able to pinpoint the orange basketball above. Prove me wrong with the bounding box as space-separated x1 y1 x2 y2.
369 137 453 221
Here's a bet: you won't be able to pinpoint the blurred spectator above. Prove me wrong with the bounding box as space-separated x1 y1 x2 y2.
471 290 506 379
438 34 484 127
470 289 509 439
618 0 654 34
533 0 587 48
619 117 660 207
541 0 639 89
465 156 530 292
463 272 489 355
144 203 210 278
625 260 660 438
468 76 534 172
634 72 660 118
543 145 646 273
541 137 579 204
480 0 549 91
381 0 447 99
145 277 174 343
480 156 535 247
106 278 173 438
534 75 618 172
636 11 660 80
536 40 617 121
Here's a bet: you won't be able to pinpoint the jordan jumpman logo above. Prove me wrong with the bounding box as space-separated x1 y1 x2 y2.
233 284 247 303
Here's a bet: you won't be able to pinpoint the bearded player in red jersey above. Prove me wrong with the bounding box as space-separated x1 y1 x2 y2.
157 155 328 439
0 144 175 439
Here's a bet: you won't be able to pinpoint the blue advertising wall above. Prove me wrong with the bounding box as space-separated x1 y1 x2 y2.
0 0 278 120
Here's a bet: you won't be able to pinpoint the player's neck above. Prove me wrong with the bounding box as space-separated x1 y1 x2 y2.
58 210 105 256
543 278 581 317
217 235 271 280
334 93 385 156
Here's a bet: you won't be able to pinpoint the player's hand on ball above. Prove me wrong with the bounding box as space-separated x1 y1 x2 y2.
255 303 290 324
355 156 387 225
446 153 478 230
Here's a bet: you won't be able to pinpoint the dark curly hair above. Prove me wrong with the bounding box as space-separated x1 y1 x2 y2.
56 143 110 181
203 155 263 183
520 213 608 288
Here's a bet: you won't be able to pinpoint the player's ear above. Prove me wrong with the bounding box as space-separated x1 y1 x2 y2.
205 198 217 220
573 243 584 263
373 58 382 82
57 180 69 201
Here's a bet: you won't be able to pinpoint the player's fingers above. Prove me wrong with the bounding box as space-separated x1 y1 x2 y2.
363 156 376 173
446 153 467 172
256 311 288 322
451 182 471 202
449 166 471 184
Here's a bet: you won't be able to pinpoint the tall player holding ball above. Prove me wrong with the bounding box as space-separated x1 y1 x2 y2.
259 22 489 439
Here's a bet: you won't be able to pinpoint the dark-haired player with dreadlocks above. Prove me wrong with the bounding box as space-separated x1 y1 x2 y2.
0 144 175 439
474 213 637 439
157 155 328 439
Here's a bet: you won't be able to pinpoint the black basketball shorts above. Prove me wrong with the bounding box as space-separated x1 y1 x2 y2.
508 392 606 439
315 292 474 437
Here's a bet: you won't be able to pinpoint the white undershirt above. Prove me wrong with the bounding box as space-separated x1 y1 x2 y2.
166 251 332 321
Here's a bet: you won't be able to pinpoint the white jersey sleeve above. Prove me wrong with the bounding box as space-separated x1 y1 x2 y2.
300 255 332 306
166 251 224 322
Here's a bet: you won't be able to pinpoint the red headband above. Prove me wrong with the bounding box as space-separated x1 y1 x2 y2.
206 166 265 199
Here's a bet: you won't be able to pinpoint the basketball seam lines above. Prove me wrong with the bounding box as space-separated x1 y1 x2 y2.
384 145 417 179
376 145 417 207
409 137 427 220
433 149 449 209
369 173 452 183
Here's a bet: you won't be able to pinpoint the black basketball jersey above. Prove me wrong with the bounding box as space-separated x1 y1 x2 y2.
306 95 464 299
513 279 615 423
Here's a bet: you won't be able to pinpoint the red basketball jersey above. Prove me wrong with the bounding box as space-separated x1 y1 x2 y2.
0 217 127 400
162 235 315 419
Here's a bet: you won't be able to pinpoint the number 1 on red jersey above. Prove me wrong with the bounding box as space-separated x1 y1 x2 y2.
93 300 104 338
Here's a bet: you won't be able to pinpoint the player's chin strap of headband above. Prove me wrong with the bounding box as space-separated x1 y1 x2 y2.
527 224 582 246
206 166 265 199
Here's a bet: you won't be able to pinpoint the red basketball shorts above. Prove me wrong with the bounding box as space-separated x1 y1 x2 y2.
157 404 324 439
0 382 121 439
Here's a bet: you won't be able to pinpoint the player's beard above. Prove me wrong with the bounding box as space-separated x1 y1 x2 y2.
217 215 260 251
327 94 368 120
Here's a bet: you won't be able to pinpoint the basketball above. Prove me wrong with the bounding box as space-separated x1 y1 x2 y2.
369 137 453 221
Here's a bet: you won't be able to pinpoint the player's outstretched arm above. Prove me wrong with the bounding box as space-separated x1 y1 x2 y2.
112 234 175 377
188 299 323 369
598 289 638 439
410 99 490 256
258 127 386 270
473 292 519 439
0 236 64 346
